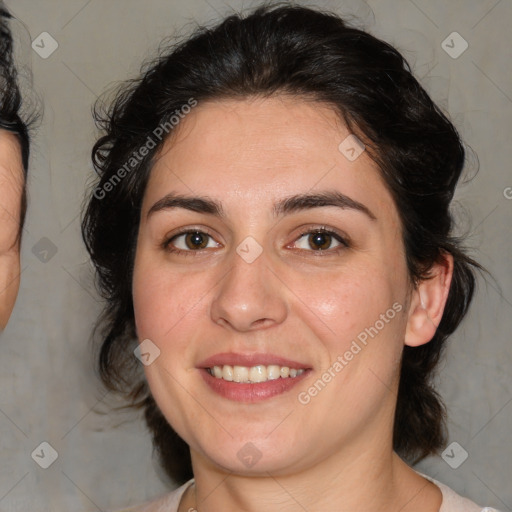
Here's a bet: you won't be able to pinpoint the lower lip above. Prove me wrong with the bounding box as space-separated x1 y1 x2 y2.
199 368 310 402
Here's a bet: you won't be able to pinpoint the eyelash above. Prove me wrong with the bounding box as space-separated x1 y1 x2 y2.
162 226 350 257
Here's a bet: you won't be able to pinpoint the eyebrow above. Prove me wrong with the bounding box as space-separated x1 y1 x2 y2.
147 190 376 221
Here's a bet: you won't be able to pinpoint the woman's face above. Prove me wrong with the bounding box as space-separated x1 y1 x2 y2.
0 130 24 330
132 95 418 475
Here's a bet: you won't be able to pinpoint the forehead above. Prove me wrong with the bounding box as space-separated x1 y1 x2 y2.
143 95 397 225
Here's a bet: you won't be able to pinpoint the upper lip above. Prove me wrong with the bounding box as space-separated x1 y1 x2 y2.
197 352 311 369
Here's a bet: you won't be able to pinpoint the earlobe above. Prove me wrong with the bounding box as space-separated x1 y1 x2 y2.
404 253 454 348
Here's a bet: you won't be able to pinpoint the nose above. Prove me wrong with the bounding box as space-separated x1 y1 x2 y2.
210 244 288 332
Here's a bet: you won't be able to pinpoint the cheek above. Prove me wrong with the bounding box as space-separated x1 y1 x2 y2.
301 265 400 343
132 253 213 347
296 262 408 403
298 270 406 410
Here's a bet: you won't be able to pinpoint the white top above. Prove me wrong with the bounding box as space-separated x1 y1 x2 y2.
114 475 501 512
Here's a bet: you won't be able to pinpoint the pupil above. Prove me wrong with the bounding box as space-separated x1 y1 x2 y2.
310 232 330 250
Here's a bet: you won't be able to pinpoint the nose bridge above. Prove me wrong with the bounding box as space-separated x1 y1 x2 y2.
210 238 287 331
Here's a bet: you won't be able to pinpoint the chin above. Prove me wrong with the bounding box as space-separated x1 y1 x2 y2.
190 428 308 476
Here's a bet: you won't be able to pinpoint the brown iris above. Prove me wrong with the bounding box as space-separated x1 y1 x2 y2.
184 231 209 250
308 232 333 250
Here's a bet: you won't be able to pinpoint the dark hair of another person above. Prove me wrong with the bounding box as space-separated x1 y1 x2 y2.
82 3 483 484
0 5 31 241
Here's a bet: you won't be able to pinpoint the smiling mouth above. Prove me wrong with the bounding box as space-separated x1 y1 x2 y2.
206 364 306 383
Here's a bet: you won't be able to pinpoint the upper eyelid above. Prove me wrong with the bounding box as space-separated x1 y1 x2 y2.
166 229 220 248
292 229 349 249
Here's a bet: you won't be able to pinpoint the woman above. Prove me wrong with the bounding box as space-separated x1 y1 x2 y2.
82 4 499 511
0 3 31 331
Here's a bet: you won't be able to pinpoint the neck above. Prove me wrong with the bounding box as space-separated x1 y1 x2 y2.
183 440 441 512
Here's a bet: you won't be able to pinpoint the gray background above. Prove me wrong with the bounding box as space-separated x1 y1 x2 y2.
0 0 511 510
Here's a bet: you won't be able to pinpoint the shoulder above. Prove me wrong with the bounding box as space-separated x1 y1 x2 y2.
418 472 501 512
110 479 195 512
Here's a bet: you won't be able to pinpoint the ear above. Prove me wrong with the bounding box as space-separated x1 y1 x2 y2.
404 252 454 348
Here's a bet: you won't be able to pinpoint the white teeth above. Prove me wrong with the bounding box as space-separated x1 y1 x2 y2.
222 365 234 381
209 364 306 383
267 365 281 380
233 365 249 383
249 365 266 383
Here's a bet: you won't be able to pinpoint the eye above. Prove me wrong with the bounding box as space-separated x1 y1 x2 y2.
162 227 348 256
292 228 349 253
164 230 220 254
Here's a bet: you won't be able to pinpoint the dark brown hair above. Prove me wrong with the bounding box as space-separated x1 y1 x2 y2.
82 3 483 484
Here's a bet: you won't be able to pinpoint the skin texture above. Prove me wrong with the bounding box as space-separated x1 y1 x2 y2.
0 130 23 330
132 95 453 512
